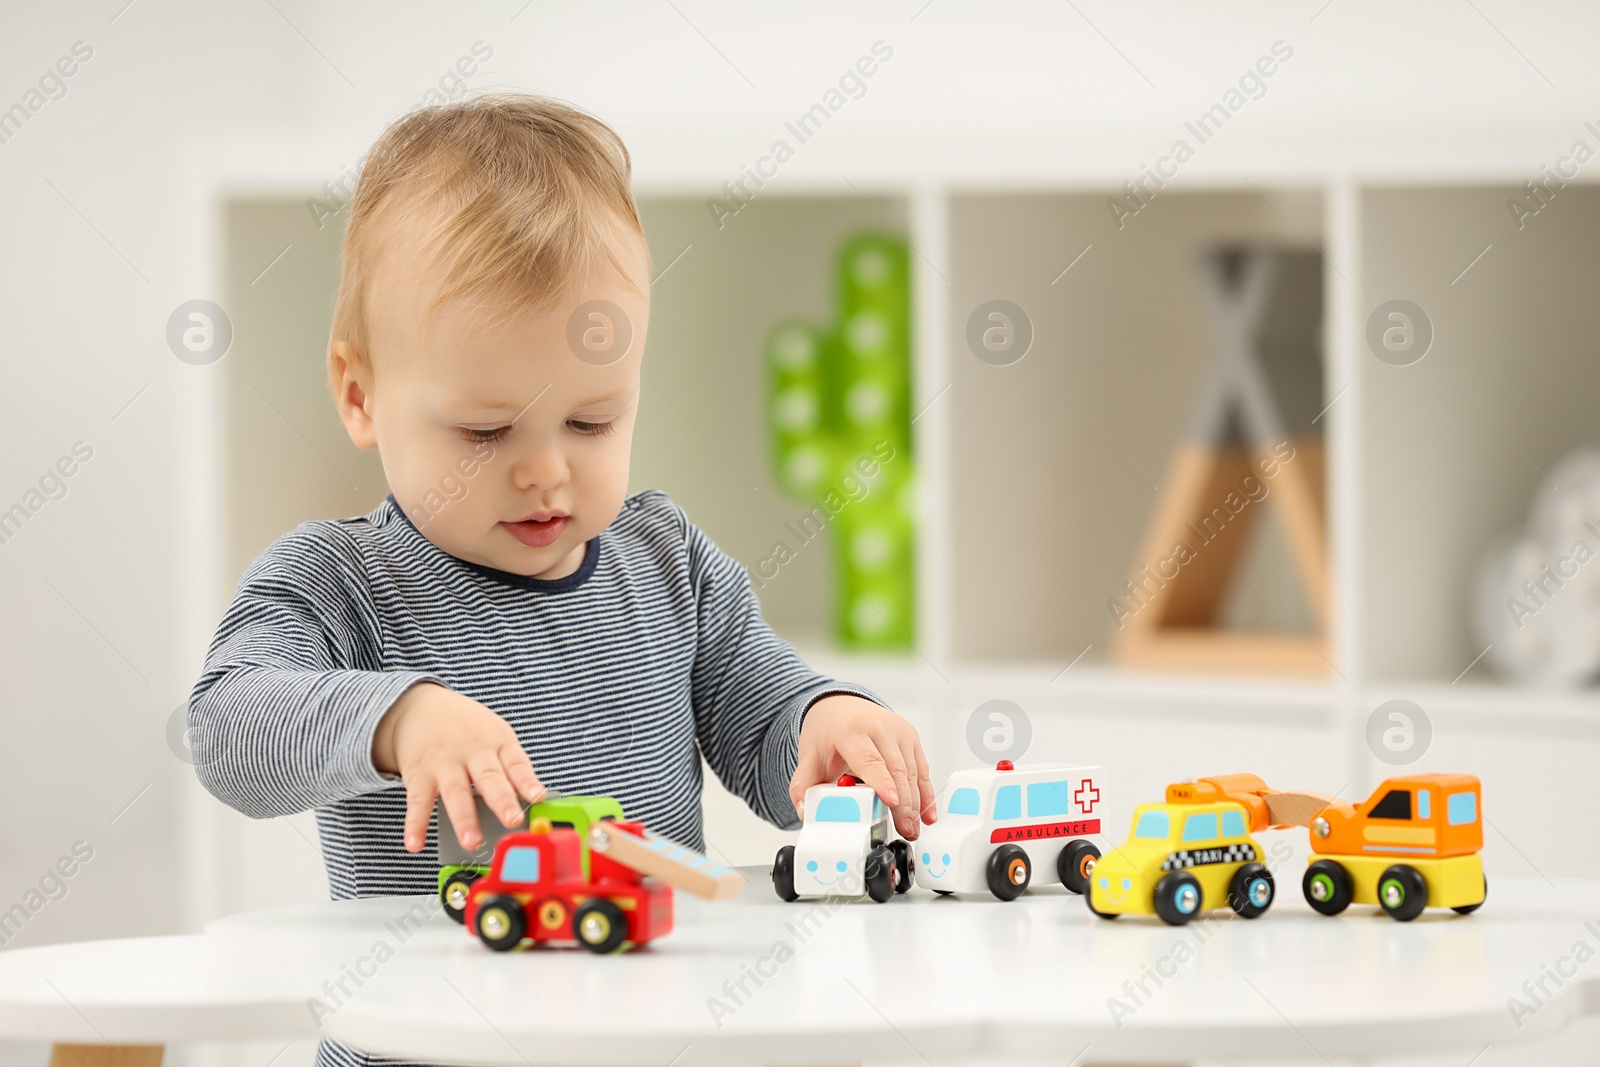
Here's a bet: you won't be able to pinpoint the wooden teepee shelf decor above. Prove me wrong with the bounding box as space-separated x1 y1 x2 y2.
1111 247 1330 676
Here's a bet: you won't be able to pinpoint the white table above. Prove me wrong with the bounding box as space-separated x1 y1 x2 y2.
2 871 1598 1066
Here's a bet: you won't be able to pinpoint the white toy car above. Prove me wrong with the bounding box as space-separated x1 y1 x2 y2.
771 774 912 903
914 760 1106 900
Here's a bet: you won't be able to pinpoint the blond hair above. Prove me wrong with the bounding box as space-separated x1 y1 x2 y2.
328 92 647 391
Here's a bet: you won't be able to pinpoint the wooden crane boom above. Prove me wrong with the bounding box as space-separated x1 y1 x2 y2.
589 822 746 901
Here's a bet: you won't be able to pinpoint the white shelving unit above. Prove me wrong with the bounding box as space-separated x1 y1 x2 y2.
175 129 1600 927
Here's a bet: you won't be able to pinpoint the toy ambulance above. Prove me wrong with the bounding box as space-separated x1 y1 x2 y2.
1301 773 1487 921
912 760 1106 900
772 774 912 903
1087 774 1279 925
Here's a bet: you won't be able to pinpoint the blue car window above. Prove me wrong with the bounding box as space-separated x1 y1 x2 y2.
815 796 861 823
500 846 541 883
1448 791 1478 826
947 788 980 816
1027 780 1070 816
1182 812 1218 843
1220 809 1246 838
994 785 1021 820
1134 810 1170 838
1418 789 1431 820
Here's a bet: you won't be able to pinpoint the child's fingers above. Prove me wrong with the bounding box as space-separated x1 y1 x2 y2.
435 768 483 852
867 723 914 813
909 736 936 824
835 732 898 808
403 773 440 854
498 741 546 806
789 746 828 816
868 728 916 837
891 738 927 839
466 756 524 829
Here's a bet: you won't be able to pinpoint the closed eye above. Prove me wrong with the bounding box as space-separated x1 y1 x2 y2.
457 426 510 443
569 419 618 437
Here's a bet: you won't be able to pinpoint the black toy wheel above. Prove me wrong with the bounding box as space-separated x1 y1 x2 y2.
1057 839 1100 895
440 870 480 924
1453 874 1488 915
864 844 895 903
1227 863 1275 919
1377 864 1429 921
1302 859 1353 916
772 845 799 902
573 899 629 953
1153 870 1203 926
474 893 527 952
933 889 953 896
889 840 914 893
986 844 1031 901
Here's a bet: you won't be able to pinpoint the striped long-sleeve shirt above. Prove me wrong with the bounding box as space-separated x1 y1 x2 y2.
188 488 887 890
189 489 888 1067
187 485 886 885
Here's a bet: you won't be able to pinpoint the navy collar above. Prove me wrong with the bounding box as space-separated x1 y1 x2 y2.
384 494 600 593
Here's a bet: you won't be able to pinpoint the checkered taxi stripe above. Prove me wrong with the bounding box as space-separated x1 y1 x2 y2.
1161 842 1257 871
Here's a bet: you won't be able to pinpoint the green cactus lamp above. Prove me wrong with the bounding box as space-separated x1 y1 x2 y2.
765 233 915 651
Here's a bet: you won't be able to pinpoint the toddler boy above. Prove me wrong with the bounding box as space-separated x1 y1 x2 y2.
186 91 933 929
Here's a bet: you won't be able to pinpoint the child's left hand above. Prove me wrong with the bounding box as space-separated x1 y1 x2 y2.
792 693 936 839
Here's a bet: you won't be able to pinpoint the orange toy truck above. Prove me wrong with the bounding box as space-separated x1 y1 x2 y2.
1300 773 1486 921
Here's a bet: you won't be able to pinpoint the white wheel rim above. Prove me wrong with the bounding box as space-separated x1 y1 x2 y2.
581 913 610 943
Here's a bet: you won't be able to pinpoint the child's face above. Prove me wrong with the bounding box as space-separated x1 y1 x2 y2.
342 215 651 580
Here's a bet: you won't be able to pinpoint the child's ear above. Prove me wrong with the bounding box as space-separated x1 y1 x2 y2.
329 340 379 451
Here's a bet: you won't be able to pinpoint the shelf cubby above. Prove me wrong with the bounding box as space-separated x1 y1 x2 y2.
944 187 1326 665
633 192 910 640
1359 184 1600 685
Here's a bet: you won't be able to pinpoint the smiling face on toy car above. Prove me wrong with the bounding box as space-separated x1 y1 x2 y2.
806 857 851 886
1089 801 1259 917
1088 806 1176 913
793 785 886 896
909 783 982 889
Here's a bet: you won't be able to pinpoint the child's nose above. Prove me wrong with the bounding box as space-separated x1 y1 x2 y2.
511 443 570 490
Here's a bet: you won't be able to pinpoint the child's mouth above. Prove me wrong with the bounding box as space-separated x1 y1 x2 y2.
501 515 568 548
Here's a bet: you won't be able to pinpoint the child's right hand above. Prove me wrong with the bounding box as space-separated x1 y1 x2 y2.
372 681 546 854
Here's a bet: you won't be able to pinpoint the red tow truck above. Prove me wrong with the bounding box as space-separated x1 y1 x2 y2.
463 811 741 954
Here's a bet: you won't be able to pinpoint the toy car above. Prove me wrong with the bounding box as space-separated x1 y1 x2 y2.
464 816 671 953
1300 773 1486 921
462 811 742 954
436 793 623 923
912 760 1106 900
1087 774 1281 925
771 774 912 903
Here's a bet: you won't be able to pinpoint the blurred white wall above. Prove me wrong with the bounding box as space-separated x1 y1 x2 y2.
2 0 1597 960
4 3 1600 1066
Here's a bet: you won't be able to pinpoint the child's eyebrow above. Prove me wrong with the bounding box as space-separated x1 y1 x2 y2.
451 400 521 414
445 389 635 416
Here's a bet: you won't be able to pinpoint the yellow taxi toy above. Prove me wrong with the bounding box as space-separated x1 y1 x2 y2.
1087 774 1284 925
